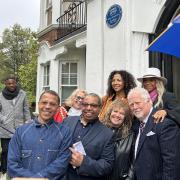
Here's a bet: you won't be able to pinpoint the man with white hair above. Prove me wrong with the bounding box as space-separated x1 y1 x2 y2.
127 87 180 180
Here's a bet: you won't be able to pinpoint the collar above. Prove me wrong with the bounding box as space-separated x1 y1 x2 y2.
79 116 96 126
142 107 153 125
34 117 54 128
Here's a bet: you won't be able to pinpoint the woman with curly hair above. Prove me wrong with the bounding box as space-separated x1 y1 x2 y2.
99 70 136 121
103 99 134 180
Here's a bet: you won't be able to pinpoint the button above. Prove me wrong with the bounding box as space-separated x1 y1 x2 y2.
78 136 80 138
37 156 41 160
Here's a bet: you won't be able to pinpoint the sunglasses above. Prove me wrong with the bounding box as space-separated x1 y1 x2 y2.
76 96 85 101
82 103 100 108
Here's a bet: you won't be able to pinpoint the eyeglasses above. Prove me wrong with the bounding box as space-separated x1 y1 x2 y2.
82 103 100 108
76 96 85 101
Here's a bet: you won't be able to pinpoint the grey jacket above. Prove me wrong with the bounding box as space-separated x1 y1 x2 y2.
0 89 31 138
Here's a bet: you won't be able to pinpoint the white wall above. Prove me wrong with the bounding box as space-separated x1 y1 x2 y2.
39 0 62 31
86 0 104 96
37 0 166 101
36 40 86 103
132 0 166 33
86 0 165 96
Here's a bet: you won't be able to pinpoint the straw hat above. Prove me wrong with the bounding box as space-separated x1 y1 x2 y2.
137 67 167 84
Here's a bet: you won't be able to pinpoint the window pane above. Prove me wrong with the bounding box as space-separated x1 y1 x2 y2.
62 63 69 73
62 73 69 84
43 76 47 86
70 78 77 85
47 65 50 76
59 62 78 104
70 74 77 85
70 63 77 73
43 64 50 86
62 78 69 84
47 75 49 85
61 86 77 104
47 8 52 25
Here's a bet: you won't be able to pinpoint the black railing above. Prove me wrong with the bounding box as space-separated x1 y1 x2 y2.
56 1 87 39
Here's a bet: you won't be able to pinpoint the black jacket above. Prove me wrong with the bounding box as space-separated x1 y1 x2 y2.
155 92 180 126
106 131 134 180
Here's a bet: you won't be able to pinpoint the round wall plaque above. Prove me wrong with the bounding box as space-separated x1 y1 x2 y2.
106 4 122 28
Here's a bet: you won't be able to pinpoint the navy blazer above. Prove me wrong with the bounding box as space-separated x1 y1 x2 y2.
134 109 180 180
161 92 180 127
63 116 114 180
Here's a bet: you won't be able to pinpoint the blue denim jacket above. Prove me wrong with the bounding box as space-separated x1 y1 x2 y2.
8 119 72 180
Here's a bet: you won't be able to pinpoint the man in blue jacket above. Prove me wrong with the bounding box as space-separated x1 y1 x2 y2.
7 90 72 180
63 93 114 180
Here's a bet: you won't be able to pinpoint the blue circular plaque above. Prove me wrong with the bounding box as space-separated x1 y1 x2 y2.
106 4 122 28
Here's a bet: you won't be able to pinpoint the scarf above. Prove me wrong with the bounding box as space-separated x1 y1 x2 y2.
2 86 20 100
149 89 158 103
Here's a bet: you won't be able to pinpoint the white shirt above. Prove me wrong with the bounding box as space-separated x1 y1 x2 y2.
68 107 82 116
134 107 153 158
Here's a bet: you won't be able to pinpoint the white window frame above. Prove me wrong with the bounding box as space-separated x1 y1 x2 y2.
42 63 50 90
46 0 52 9
46 0 52 25
59 61 78 104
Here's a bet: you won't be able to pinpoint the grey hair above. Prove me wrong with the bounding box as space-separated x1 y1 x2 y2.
85 93 102 107
127 87 152 105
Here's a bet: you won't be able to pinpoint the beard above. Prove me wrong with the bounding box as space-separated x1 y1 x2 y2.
133 111 144 120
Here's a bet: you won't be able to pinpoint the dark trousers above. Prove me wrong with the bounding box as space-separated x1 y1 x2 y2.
0 138 11 174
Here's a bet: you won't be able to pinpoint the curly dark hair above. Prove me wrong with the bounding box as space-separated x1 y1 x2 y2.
106 70 136 98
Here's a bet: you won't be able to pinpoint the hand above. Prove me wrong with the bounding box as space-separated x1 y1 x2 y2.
153 110 167 123
69 147 84 167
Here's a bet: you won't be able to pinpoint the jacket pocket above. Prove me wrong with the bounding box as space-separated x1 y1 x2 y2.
21 150 32 169
47 149 60 164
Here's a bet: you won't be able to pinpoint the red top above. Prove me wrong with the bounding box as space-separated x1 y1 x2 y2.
54 106 68 123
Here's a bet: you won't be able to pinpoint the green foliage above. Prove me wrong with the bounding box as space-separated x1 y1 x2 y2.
1 24 39 76
19 57 37 103
0 83 4 91
0 24 39 103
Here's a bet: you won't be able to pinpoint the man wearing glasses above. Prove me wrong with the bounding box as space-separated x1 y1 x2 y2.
63 93 114 180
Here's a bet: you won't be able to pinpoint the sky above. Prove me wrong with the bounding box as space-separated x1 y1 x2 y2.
0 0 40 36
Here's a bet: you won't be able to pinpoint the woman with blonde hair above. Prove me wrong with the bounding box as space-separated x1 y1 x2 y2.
54 89 87 122
64 89 87 116
103 99 134 180
138 67 180 125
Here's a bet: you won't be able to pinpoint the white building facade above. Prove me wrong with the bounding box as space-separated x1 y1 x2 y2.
36 0 180 104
